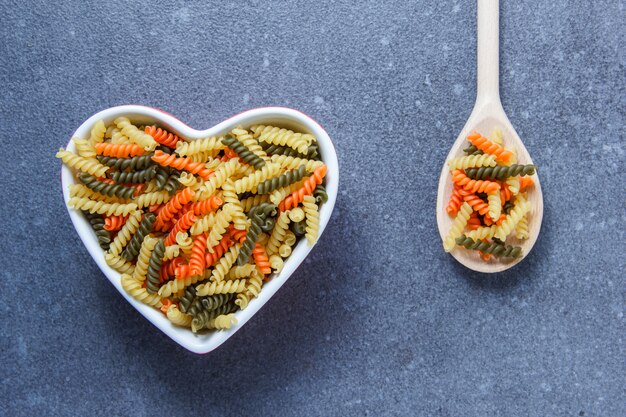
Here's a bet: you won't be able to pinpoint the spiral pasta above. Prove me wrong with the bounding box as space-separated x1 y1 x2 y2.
166 305 193 327
251 125 310 154
132 235 158 282
221 136 266 169
302 195 319 245
442 128 538 261
115 117 158 151
467 131 513 163
57 148 110 177
175 136 225 156
121 274 162 308
447 154 497 170
443 202 472 252
144 125 180 148
60 116 329 334
151 150 214 180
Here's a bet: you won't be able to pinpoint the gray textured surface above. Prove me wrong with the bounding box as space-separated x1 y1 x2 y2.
1 0 624 416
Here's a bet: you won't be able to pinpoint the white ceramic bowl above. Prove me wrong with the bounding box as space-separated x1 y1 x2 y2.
61 105 339 353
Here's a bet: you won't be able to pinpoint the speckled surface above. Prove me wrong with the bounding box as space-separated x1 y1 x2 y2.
1 1 624 416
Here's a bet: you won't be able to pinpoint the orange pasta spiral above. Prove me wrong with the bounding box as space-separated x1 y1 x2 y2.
144 126 180 148
205 235 234 267
467 212 482 230
446 186 464 215
252 243 271 275
154 187 195 230
160 257 185 282
191 196 223 216
451 169 500 194
484 213 506 226
175 264 192 280
163 211 197 246
278 164 327 211
519 176 534 191
227 225 247 244
95 142 144 157
500 182 513 203
467 131 513 163
189 233 207 276
151 150 214 180
463 193 490 216
104 215 128 232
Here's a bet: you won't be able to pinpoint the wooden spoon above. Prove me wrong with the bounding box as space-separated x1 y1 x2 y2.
436 0 543 273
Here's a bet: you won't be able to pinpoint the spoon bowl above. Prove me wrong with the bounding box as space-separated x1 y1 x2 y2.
436 0 543 273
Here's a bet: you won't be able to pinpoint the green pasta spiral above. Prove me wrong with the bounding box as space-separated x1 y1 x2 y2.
121 213 157 261
146 238 165 294
188 293 234 317
97 154 155 171
78 172 136 199
455 236 522 258
154 167 169 190
191 300 237 331
463 145 483 155
291 219 307 237
261 142 319 159
82 210 111 250
164 170 182 195
313 185 328 204
222 136 266 169
248 203 277 233
110 165 158 183
236 213 264 266
256 165 307 194
178 286 196 314
465 164 537 181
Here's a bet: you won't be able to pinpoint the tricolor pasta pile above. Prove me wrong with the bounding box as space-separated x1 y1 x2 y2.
58 118 328 333
443 128 537 260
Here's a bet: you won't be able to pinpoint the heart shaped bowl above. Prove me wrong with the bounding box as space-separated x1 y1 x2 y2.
60 105 339 353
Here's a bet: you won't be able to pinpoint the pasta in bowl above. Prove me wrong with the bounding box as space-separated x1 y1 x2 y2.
58 105 338 353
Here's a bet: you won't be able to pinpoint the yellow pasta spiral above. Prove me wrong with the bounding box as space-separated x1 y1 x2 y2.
235 293 250 310
121 274 162 308
205 244 240 284
68 197 138 217
72 137 97 158
302 195 319 244
221 180 248 230
288 207 305 222
158 269 211 297
447 154 497 170
506 177 520 195
132 235 158 281
88 120 106 146
206 204 236 253
114 117 157 151
244 268 263 298
266 211 290 256
443 202 472 252
175 136 225 156
189 212 217 236
487 191 502 221
232 162 281 194
251 125 311 154
56 148 109 177
270 155 324 172
515 213 530 239
495 196 531 241
166 305 192 327
195 278 246 297
133 191 171 209
163 244 180 260
105 253 135 274
240 194 270 212
108 211 143 256
206 314 238 330
195 158 240 201
69 184 125 204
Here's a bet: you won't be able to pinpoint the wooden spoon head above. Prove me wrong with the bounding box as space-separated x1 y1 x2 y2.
436 105 544 273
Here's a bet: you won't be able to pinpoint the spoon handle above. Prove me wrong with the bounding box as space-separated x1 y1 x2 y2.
476 0 501 106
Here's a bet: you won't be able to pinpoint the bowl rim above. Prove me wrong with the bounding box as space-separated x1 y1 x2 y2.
60 105 339 353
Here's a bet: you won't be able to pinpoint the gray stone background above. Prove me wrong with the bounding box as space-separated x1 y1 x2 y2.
1 0 624 416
